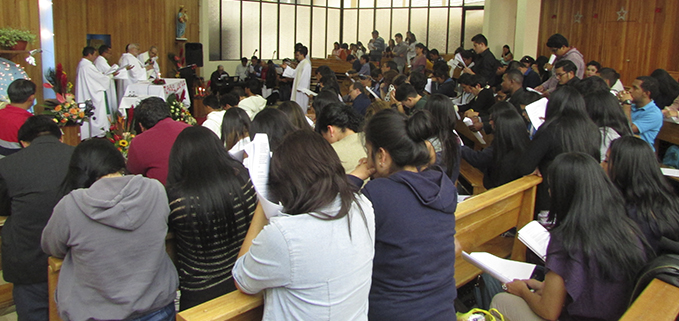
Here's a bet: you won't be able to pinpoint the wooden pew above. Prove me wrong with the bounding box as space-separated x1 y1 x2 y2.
620 278 679 321
455 118 493 151
176 175 542 320
309 58 352 77
458 159 486 195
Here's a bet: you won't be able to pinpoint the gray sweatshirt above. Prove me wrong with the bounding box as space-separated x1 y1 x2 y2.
42 175 178 321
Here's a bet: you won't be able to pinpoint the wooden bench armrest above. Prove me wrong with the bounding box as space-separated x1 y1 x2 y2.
177 290 264 321
458 159 486 195
620 278 679 320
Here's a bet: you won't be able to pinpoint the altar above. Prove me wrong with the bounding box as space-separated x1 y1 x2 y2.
119 78 191 113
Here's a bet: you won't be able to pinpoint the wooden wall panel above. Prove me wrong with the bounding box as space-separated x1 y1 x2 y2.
538 0 679 85
1 0 44 104
53 0 200 87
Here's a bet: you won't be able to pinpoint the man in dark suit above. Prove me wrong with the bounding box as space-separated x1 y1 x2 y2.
0 115 75 320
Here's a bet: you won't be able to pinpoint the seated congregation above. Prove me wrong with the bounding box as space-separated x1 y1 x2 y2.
2 30 679 321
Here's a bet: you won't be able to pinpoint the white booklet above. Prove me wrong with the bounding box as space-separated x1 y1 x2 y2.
661 167 679 178
518 220 551 261
245 134 284 219
298 87 318 97
525 97 548 130
462 252 536 284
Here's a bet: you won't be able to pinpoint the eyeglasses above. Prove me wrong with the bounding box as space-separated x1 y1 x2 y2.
555 72 568 78
550 48 558 53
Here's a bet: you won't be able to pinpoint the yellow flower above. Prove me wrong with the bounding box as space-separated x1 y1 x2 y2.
54 106 62 112
69 108 78 114
118 140 129 147
78 112 85 118
52 118 58 123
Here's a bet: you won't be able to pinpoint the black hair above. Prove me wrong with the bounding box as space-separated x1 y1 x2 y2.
360 54 370 62
598 68 620 87
278 101 311 130
395 33 403 39
502 44 511 53
221 107 251 150
296 46 308 57
60 139 126 196
430 49 439 56
471 34 488 46
650 69 679 106
251 56 259 63
511 90 542 108
340 43 349 49
548 152 649 281
17 115 62 142
316 65 333 79
504 69 523 84
240 57 248 63
415 43 426 51
546 33 569 48
392 74 408 88
519 55 535 65
269 130 364 232
265 61 277 89
489 102 530 166
460 74 486 88
586 60 602 72
231 86 245 98
423 94 460 178
134 97 171 129
432 68 449 80
394 83 419 102
365 109 433 172
384 60 397 71
82 46 96 57
245 78 262 96
167 126 248 244
346 54 356 62
98 45 111 55
573 76 610 96
608 136 679 245
636 76 659 100
554 59 577 74
351 81 367 96
249 108 296 151
541 87 601 161
370 68 382 80
583 91 632 137
203 94 221 110
408 72 427 95
219 93 239 108
316 102 363 134
312 90 341 117
7 79 36 104
459 49 473 60
319 76 341 97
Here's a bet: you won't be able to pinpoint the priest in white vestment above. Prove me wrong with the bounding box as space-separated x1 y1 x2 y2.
93 45 119 116
76 46 113 139
283 46 312 113
116 43 147 103
137 46 160 80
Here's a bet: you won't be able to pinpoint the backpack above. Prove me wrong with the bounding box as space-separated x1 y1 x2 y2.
628 237 679 305
662 145 679 169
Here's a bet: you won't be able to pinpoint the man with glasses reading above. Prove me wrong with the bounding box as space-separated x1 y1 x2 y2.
553 60 580 88
535 33 585 94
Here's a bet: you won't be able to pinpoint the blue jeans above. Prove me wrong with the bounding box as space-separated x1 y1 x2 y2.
128 302 175 321
13 282 49 321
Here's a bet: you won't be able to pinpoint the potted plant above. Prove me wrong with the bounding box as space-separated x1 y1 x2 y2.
0 27 37 51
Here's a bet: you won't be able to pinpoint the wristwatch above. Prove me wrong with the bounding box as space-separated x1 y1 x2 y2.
621 99 632 105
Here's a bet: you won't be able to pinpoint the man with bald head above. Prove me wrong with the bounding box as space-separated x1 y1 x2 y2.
138 46 160 80
116 43 146 102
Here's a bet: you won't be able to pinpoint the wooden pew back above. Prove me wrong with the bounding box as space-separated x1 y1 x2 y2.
620 278 679 320
309 58 352 77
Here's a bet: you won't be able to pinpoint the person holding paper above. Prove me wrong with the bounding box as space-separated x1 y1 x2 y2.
583 91 632 161
76 46 113 139
491 152 649 321
221 106 251 152
349 109 458 321
233 130 375 320
534 34 585 94
457 74 495 123
116 43 146 103
316 102 367 174
93 45 119 116
348 82 371 116
552 60 580 88
464 34 500 87
605 136 679 253
516 87 600 213
284 46 312 113
137 46 160 80
166 126 257 310
424 94 462 181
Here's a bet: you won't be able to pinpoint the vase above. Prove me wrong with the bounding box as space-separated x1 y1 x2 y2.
6 41 28 51
61 124 81 146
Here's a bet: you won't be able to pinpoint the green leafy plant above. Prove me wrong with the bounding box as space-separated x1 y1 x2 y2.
0 27 37 48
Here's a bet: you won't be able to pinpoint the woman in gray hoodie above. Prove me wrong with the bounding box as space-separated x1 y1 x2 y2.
42 139 178 321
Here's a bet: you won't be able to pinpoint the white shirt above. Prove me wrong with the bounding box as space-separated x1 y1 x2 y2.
116 53 146 102
233 195 375 321
93 56 118 116
76 58 111 139
236 64 249 81
201 109 226 139
290 58 312 113
239 95 267 120
137 51 160 80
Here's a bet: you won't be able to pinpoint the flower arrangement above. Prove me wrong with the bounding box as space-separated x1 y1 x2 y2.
105 113 136 157
0 27 37 49
167 92 196 125
152 77 166 85
42 64 92 126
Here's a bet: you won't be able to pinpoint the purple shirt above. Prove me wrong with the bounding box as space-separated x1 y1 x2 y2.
546 235 633 321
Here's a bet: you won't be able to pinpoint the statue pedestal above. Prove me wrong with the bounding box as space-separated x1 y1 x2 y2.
61 125 81 146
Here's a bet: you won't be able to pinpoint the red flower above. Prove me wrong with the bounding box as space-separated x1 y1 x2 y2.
43 83 54 89
114 134 122 141
108 138 115 143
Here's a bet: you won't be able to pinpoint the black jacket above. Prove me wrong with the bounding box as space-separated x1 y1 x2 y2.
0 135 74 284
472 49 500 87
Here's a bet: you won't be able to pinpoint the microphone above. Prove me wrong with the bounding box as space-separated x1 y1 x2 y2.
252 49 258 56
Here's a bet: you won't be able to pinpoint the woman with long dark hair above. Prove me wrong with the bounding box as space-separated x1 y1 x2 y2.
316 102 366 173
584 91 632 160
166 126 257 310
249 107 296 151
492 152 650 321
233 130 374 319
461 102 530 189
423 93 461 181
221 107 251 151
605 136 679 252
278 101 312 130
649 68 679 109
42 139 178 321
311 90 342 120
350 109 458 321
517 86 601 212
